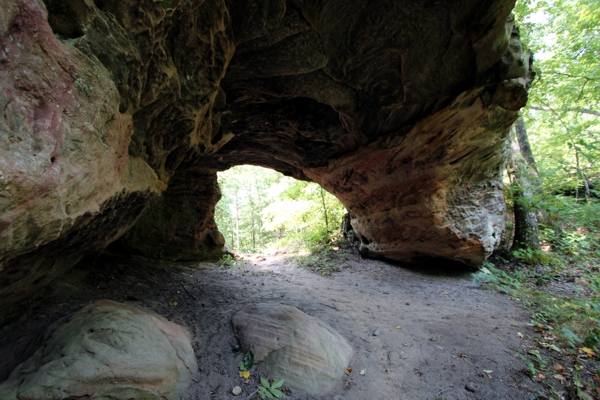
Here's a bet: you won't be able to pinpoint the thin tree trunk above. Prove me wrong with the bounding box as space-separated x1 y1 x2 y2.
248 183 255 250
507 125 541 251
319 187 329 232
514 117 547 223
234 189 240 252
515 118 539 176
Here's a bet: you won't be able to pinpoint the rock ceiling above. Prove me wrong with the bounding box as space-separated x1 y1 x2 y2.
0 0 531 321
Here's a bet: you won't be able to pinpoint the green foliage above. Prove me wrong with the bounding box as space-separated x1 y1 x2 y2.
514 0 600 195
536 198 600 262
216 166 347 253
258 377 286 399
238 351 254 371
511 247 552 265
218 254 237 269
160 0 175 9
485 264 600 354
519 349 538 377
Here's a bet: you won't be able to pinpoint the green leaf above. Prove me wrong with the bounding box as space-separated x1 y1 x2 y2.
271 379 284 389
271 388 286 398
258 386 272 399
260 377 271 389
238 360 246 371
562 327 583 346
242 351 254 370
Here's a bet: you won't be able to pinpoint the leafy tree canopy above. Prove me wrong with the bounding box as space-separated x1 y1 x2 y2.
515 0 600 194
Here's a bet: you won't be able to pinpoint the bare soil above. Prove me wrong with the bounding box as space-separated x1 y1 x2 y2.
0 250 546 399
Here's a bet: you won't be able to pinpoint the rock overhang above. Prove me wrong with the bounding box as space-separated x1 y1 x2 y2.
0 0 531 321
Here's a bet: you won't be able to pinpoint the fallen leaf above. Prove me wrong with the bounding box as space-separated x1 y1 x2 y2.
458 353 468 358
170 301 178 306
239 371 250 379
344 368 352 375
517 332 524 338
580 347 597 357
548 344 562 353
538 374 546 380
396 326 401 329
554 364 566 372
359 369 366 376
483 370 493 374
553 374 566 381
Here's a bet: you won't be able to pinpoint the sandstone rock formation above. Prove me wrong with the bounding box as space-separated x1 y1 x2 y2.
1 0 531 319
232 303 353 395
0 299 198 399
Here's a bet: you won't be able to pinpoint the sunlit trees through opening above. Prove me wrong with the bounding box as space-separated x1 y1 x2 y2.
215 165 347 254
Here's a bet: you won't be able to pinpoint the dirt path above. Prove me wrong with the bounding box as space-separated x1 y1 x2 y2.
0 252 544 399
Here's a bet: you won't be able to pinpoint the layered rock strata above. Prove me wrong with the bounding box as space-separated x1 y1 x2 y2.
1 0 530 318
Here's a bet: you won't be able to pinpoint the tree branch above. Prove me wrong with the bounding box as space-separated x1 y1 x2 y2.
529 106 600 117
551 72 598 81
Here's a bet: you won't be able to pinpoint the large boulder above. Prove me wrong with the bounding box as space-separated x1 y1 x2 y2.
0 300 198 399
232 303 353 395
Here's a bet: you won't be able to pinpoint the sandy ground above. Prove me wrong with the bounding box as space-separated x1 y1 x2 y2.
0 251 545 399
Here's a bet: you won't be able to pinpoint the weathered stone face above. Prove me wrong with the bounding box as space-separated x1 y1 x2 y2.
232 303 353 395
1 0 529 319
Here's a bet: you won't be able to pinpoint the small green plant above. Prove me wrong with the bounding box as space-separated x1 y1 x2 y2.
511 247 552 265
257 377 286 399
238 351 254 371
518 350 537 377
218 253 237 268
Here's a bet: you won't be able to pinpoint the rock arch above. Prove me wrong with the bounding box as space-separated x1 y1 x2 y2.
0 0 530 319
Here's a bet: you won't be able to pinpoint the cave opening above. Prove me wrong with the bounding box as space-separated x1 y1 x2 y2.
215 165 347 255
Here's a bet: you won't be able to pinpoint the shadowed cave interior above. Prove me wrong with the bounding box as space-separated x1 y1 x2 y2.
1 0 532 330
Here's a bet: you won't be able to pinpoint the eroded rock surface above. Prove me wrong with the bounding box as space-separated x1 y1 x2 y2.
0 299 197 399
232 303 353 395
1 0 531 319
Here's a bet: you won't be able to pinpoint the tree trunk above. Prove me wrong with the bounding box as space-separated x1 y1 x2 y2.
507 122 541 251
234 189 240 252
248 183 256 251
515 118 539 176
514 117 547 224
319 187 329 232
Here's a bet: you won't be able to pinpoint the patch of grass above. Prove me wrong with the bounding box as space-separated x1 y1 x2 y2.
294 244 350 276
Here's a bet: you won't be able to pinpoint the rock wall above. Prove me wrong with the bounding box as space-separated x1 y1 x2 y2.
306 83 527 267
1 0 531 318
0 0 164 318
118 168 225 261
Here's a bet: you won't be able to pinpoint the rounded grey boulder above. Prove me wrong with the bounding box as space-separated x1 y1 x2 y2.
232 303 353 395
0 300 198 399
